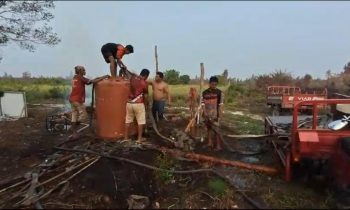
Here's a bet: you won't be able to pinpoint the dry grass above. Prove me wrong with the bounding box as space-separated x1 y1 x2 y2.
261 186 335 209
213 189 240 209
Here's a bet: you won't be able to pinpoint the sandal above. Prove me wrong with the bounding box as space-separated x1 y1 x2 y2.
136 138 147 144
121 139 132 144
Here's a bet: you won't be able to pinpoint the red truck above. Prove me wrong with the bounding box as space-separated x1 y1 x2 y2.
266 85 327 115
265 99 350 205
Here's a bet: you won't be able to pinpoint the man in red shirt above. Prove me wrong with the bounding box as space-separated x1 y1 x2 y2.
101 43 134 78
124 68 150 143
69 65 109 138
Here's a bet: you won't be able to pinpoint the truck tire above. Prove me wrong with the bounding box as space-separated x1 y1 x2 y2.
341 137 350 157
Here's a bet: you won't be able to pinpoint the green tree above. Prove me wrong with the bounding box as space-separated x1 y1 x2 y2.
326 70 332 79
179 75 190 84
216 75 228 85
344 62 350 74
342 74 350 87
164 69 180 84
303 74 312 88
254 69 293 90
0 1 60 56
222 69 228 80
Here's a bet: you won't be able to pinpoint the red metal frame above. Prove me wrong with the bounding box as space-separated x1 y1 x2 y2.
267 86 301 96
285 99 350 181
266 86 327 110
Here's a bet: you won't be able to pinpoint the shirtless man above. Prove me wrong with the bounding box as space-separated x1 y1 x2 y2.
148 72 171 122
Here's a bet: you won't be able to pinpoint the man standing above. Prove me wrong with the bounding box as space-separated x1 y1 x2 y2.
202 76 224 151
100 43 134 78
124 69 150 143
148 72 171 122
69 66 109 139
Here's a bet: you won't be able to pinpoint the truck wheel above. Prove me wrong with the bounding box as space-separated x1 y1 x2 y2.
341 137 350 156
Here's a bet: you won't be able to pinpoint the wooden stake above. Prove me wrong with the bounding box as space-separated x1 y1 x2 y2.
185 105 201 133
197 63 205 124
155 45 159 73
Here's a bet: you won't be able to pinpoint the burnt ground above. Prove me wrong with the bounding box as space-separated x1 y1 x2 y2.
0 104 341 209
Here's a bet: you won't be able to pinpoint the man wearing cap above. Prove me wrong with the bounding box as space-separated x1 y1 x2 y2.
100 43 134 78
69 65 109 139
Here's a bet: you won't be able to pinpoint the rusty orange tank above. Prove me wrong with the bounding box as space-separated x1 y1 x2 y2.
95 77 137 140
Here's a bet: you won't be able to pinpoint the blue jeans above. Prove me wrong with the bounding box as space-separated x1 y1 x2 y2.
152 100 165 122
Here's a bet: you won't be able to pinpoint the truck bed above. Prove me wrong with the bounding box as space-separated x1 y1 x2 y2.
265 115 314 135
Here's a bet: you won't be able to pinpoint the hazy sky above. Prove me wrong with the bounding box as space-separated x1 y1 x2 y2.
1 1 350 79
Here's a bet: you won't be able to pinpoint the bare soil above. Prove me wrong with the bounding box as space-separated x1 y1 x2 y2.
0 104 340 209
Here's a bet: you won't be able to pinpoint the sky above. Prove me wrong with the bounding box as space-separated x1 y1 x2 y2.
1 1 350 80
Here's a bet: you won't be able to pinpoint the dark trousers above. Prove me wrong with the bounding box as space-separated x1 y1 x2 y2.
152 100 165 122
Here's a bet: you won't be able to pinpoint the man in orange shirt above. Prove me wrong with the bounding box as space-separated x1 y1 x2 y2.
69 65 109 139
101 43 134 78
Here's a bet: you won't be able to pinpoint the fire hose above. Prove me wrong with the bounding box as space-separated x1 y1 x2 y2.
203 118 268 155
89 83 95 128
147 108 176 145
53 146 268 209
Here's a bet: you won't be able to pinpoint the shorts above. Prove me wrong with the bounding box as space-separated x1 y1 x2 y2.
125 103 146 125
152 100 165 121
101 43 117 63
70 101 88 123
205 118 218 130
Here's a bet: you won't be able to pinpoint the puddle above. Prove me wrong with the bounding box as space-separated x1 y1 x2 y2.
231 175 247 189
166 107 263 121
240 156 260 164
229 111 245 116
165 106 190 110
226 111 264 121
30 103 66 108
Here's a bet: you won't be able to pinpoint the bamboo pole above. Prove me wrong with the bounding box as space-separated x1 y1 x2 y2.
197 63 205 125
155 45 159 73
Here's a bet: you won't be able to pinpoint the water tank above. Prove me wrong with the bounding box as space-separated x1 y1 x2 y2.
95 77 137 140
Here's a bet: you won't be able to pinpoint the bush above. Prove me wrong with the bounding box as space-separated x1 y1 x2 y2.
179 75 190 84
164 69 180 85
26 87 45 103
224 82 246 103
48 87 64 98
208 178 228 196
154 154 176 184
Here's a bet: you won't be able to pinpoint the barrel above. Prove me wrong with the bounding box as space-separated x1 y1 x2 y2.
95 77 137 140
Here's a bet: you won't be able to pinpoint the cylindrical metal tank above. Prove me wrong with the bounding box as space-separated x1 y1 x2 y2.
95 77 137 140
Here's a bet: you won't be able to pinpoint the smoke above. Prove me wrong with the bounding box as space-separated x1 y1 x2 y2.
53 14 103 78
